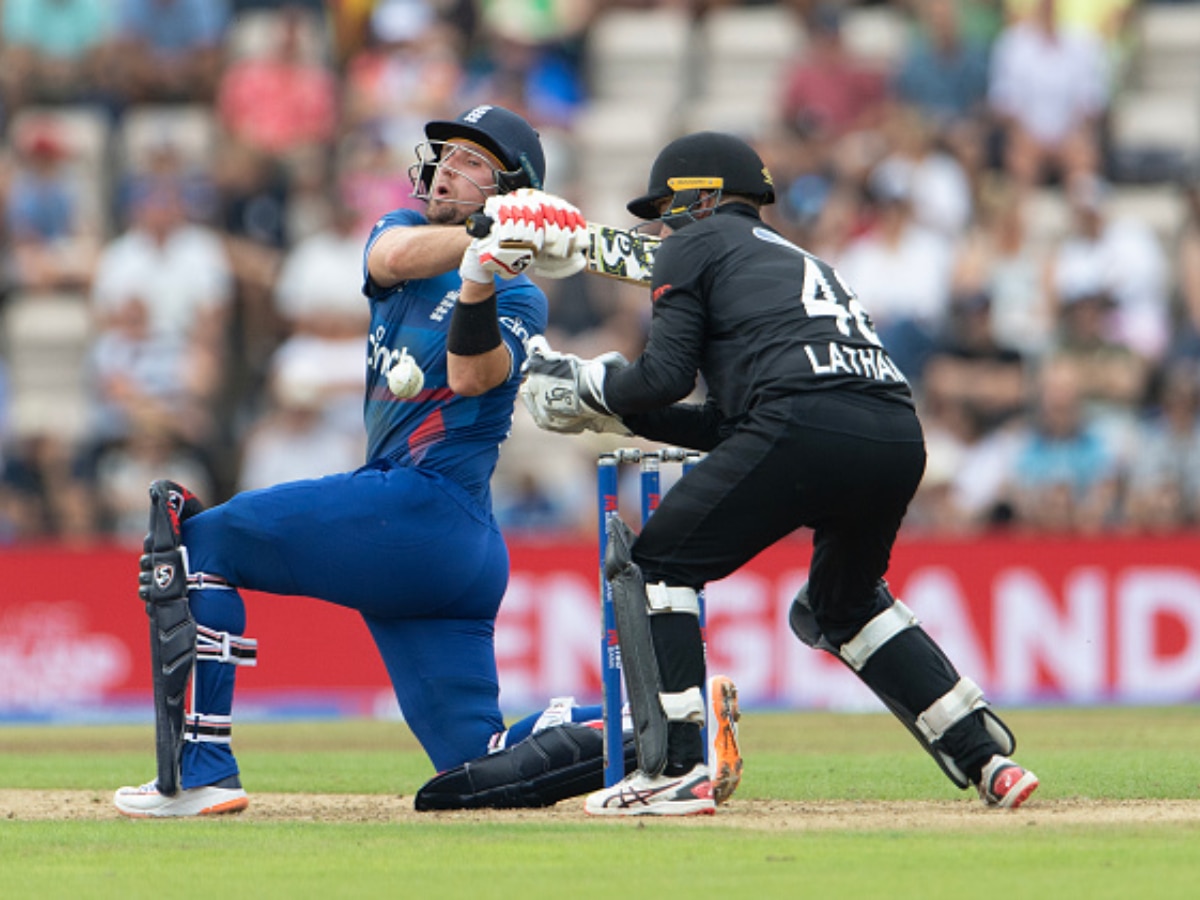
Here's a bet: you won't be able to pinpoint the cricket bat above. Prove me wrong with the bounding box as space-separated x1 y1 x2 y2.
465 213 660 285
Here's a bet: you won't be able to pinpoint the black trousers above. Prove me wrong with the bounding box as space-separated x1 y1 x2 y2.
632 391 926 771
635 392 1003 780
634 391 925 644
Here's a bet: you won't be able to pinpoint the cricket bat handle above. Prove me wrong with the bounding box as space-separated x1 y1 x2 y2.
465 212 494 239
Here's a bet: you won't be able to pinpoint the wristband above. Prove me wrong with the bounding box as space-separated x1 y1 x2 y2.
447 292 503 356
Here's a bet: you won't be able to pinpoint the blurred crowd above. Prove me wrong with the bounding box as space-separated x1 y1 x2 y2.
1 0 1200 546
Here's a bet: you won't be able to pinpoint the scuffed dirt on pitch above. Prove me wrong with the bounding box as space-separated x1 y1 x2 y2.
6 790 1200 830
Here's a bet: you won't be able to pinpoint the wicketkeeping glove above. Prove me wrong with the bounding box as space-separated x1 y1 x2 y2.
519 336 631 435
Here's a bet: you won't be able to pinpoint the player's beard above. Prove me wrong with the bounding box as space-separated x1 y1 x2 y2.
426 198 474 226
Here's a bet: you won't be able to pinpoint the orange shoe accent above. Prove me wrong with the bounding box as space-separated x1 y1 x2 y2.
710 675 743 805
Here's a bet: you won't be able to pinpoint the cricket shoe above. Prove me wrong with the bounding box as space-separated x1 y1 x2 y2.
584 763 715 817
976 755 1039 809
709 674 743 805
114 775 249 818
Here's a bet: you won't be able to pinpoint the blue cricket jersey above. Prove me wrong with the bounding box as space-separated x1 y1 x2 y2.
361 208 547 508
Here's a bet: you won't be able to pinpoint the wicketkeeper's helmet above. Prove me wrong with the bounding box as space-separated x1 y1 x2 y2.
419 104 546 195
627 131 775 222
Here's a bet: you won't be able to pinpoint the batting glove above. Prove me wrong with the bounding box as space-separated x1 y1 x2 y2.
460 234 534 283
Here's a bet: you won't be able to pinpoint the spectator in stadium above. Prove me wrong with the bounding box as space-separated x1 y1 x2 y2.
79 288 221 486
215 5 339 161
342 6 466 154
1124 360 1200 532
950 183 1055 360
912 289 1027 532
987 0 1110 190
92 182 233 348
105 0 231 105
3 120 101 293
1169 172 1200 362
336 123 429 237
779 3 889 166
1004 0 1137 89
1002 355 1121 533
269 196 371 432
1 433 95 541
922 289 1028 441
472 0 592 132
893 0 991 130
757 124 838 247
94 418 215 545
892 0 994 200
1050 273 1150 443
1049 174 1170 363
871 105 974 240
0 0 115 108
115 134 218 228
210 140 291 382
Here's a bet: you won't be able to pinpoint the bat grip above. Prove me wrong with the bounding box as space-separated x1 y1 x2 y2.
465 212 493 238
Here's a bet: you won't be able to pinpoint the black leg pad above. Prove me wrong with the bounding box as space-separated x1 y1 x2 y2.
414 724 638 810
138 480 203 796
605 515 669 777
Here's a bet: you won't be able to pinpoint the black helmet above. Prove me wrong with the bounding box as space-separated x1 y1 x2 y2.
421 105 546 194
627 131 775 221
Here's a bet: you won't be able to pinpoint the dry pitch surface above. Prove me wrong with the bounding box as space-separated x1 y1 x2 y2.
5 790 1200 830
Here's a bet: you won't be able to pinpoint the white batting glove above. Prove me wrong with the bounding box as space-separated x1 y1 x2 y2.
460 234 534 283
529 251 587 279
539 194 588 260
483 189 548 253
529 194 587 278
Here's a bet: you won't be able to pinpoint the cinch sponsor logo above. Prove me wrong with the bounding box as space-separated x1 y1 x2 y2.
368 325 407 382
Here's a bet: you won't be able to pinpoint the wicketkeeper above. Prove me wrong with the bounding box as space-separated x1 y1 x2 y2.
521 131 1040 816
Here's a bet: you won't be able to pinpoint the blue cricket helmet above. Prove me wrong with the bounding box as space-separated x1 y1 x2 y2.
423 105 546 193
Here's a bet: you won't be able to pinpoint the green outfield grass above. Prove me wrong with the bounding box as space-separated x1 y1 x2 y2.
2 707 1199 898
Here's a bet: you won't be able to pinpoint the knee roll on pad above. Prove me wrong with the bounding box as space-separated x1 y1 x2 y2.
645 583 701 616
414 723 639 810
660 686 705 724
790 580 1014 789
788 580 917 667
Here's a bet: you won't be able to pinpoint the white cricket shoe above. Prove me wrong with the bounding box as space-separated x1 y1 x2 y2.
584 763 715 817
114 777 249 818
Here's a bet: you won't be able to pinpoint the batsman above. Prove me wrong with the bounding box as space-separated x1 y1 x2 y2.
521 131 1040 815
115 104 658 816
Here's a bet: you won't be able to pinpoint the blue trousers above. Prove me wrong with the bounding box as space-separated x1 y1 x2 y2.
178 462 509 788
